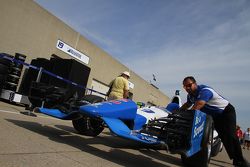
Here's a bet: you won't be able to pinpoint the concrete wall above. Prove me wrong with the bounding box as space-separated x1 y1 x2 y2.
0 0 170 106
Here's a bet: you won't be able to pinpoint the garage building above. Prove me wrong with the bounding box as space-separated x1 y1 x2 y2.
0 0 170 106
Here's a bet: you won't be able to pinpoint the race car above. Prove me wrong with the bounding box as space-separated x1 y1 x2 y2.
35 89 222 167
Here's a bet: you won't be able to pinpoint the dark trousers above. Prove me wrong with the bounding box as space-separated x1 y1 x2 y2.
213 103 244 161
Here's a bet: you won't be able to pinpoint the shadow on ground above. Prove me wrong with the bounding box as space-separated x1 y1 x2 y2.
6 118 183 167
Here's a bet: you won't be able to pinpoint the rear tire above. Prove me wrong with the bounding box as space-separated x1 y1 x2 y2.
0 57 12 66
0 74 6 91
181 115 213 167
81 94 105 103
0 63 9 74
72 116 104 136
72 94 105 136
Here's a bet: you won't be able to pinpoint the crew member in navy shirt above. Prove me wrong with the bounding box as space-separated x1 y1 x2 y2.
180 76 248 167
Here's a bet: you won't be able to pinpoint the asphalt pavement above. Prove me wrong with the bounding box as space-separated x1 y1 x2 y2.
0 101 249 167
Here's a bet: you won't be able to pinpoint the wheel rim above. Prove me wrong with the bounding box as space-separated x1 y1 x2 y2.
207 129 213 160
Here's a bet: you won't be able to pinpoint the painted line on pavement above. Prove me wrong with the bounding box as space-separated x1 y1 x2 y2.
0 109 62 120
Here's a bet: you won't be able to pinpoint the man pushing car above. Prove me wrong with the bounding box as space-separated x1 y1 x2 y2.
180 76 248 167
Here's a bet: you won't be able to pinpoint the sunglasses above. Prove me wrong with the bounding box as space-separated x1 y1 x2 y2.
183 82 194 89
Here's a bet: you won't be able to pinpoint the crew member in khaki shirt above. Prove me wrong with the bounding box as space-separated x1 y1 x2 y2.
108 71 130 100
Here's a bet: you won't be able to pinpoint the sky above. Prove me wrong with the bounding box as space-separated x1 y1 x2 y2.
35 0 250 130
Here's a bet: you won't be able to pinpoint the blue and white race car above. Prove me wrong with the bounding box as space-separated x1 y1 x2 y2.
35 89 222 167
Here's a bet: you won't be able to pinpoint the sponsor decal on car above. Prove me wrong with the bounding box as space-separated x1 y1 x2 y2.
142 109 155 113
138 134 158 143
194 121 204 138
193 115 205 138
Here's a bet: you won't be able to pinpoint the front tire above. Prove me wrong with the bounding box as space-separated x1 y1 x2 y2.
72 94 105 136
211 138 223 157
181 115 213 167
